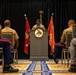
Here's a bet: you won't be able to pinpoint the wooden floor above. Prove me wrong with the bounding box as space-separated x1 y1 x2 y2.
0 60 76 75
46 60 76 75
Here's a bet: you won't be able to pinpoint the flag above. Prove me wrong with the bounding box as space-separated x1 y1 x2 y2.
48 15 55 55
24 17 30 54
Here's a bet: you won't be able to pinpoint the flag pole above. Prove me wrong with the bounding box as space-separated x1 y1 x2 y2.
48 13 55 55
51 13 54 16
51 13 54 22
24 14 30 54
39 10 43 24
24 14 27 19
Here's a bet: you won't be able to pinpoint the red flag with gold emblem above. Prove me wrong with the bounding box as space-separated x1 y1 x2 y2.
24 17 30 54
48 15 55 55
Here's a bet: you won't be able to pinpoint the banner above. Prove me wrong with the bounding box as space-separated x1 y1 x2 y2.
48 15 55 55
24 17 30 54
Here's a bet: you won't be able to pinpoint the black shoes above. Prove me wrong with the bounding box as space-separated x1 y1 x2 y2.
3 65 19 73
68 64 76 72
54 59 59 64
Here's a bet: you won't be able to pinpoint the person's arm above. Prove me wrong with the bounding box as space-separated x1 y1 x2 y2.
32 25 36 30
14 30 19 48
15 39 19 48
60 38 65 43
60 30 66 43
40 24 45 30
42 25 45 30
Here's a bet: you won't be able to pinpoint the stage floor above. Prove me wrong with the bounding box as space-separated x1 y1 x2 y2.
0 59 76 75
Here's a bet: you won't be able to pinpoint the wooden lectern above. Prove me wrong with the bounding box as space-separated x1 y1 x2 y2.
30 27 48 60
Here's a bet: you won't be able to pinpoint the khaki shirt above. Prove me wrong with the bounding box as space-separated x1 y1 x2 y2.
32 24 45 30
2 27 19 47
61 26 72 42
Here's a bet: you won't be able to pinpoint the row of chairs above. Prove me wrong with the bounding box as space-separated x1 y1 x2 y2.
0 25 76 69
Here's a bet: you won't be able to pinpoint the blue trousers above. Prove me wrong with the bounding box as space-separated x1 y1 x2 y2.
0 41 10 65
0 38 13 60
54 42 65 60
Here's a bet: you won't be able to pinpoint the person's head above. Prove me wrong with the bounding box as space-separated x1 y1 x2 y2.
4 20 11 27
36 19 41 25
68 19 75 27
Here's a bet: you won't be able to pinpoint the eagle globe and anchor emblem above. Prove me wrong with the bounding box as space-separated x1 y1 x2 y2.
34 28 44 38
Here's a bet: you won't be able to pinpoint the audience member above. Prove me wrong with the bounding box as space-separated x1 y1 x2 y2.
53 19 75 63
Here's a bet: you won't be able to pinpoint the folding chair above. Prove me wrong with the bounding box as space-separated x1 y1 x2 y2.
1 32 18 64
72 24 76 38
61 32 72 67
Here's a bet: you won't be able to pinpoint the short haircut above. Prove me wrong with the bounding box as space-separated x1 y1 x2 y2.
4 20 11 26
69 19 75 24
36 19 41 22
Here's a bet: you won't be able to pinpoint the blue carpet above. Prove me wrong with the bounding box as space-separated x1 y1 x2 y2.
22 61 36 75
22 61 52 75
41 61 52 75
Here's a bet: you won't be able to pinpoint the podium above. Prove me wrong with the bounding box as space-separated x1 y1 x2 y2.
30 28 48 61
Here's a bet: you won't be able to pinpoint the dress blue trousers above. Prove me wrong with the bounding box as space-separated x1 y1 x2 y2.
54 42 65 60
0 41 10 65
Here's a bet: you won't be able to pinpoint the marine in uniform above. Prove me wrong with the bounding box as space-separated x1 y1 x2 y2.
2 20 19 62
0 25 19 73
53 19 75 64
32 19 45 30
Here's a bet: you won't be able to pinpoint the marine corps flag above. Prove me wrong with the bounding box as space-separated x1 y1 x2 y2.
48 14 55 55
24 17 30 54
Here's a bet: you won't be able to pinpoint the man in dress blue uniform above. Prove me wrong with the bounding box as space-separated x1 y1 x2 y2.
53 19 75 63
2 20 19 63
0 25 19 73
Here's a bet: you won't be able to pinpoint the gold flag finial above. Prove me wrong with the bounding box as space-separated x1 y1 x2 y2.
51 13 54 16
24 14 27 19
39 10 43 14
39 10 43 18
24 14 26 17
39 10 43 24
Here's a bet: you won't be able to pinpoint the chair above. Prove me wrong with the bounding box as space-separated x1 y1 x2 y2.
72 24 76 38
61 32 72 67
0 47 4 71
0 32 18 64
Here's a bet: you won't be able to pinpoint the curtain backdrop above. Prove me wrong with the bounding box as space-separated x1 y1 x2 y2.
0 0 76 59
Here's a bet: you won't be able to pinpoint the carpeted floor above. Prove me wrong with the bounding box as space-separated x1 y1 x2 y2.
0 59 76 75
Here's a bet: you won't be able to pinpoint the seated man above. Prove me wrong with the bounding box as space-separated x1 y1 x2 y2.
53 19 75 63
0 25 19 73
68 38 76 72
32 19 45 30
2 19 19 49
2 20 19 62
